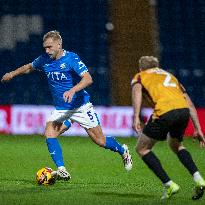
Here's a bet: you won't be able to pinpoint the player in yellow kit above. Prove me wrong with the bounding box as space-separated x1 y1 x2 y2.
131 56 205 200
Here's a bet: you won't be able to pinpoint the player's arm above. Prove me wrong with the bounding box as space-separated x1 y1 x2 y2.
1 63 34 83
63 72 93 103
71 71 93 93
132 78 143 133
181 84 205 147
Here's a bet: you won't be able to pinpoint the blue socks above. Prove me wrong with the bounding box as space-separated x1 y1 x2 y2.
46 138 64 167
46 136 124 167
104 136 125 155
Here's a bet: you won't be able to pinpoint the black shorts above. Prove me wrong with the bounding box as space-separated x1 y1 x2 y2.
143 108 190 141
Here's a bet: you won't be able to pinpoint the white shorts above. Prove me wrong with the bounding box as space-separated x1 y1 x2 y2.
47 103 100 129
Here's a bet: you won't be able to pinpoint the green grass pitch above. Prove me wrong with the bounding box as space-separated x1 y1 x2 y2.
0 134 204 205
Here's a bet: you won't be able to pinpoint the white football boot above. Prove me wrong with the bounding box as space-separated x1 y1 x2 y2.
122 144 133 171
52 166 71 181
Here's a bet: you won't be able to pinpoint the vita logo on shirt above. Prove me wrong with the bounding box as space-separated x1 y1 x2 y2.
47 72 68 81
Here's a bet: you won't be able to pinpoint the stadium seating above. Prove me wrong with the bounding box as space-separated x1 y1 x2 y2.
0 0 110 105
1 1 205 107
157 0 205 107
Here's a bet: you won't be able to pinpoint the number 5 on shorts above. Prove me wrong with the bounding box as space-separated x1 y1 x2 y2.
87 110 100 125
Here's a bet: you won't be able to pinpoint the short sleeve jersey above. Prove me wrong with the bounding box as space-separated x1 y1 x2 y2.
32 50 90 110
131 67 188 118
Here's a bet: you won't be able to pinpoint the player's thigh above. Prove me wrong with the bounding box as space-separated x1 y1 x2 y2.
143 115 169 141
47 109 70 123
169 108 190 141
86 125 105 146
167 135 185 153
46 109 72 136
70 103 100 129
70 103 104 145
44 121 65 138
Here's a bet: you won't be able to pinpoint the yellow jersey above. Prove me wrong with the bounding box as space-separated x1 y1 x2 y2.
131 67 189 118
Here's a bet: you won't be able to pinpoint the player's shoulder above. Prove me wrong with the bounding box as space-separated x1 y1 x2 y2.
162 68 178 80
39 53 50 59
32 53 52 69
133 70 144 79
36 53 51 63
64 50 80 59
133 72 140 78
131 72 141 86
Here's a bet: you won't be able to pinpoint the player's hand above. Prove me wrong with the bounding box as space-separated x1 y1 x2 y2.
63 89 76 103
193 130 205 148
1 72 14 83
132 116 142 134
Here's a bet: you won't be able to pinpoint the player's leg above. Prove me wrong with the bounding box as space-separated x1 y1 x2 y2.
136 133 179 199
86 125 132 171
85 125 122 152
168 136 205 200
45 121 67 167
136 133 170 183
168 108 205 199
45 111 72 180
168 136 199 175
70 102 132 171
137 115 180 199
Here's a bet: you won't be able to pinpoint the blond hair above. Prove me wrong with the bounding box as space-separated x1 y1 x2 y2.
43 30 62 43
139 56 159 70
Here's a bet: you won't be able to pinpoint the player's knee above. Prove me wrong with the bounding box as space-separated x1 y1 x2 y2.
170 144 185 154
44 130 59 138
88 133 106 147
169 141 184 154
96 137 106 147
87 126 106 147
44 135 58 138
135 144 149 157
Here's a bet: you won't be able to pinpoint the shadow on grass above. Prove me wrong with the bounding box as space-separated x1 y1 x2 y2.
93 191 154 199
93 192 193 205
0 178 35 184
0 178 89 195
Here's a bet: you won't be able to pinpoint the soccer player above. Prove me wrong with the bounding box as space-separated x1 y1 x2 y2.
1 30 132 180
131 56 205 200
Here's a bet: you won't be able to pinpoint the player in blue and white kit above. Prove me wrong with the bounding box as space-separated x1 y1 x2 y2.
1 30 132 180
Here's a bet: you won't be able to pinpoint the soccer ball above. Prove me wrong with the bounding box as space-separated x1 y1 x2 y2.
36 167 56 185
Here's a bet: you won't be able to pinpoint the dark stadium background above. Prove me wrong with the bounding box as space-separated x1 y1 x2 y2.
0 0 204 107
